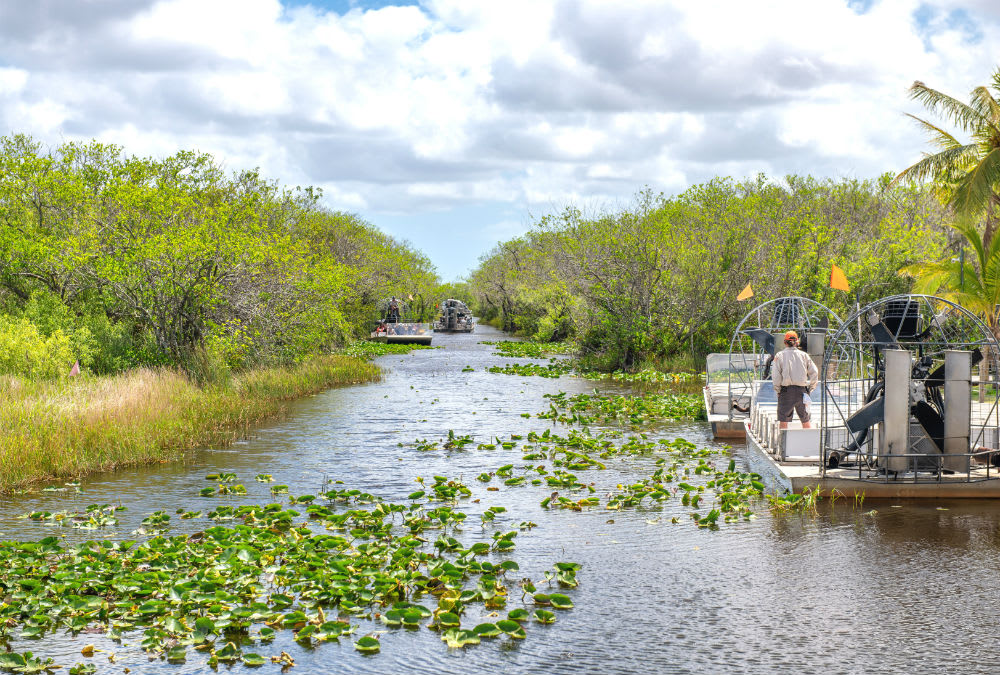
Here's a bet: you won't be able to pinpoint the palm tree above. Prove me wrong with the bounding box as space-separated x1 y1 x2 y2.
894 69 1000 250
900 218 1000 340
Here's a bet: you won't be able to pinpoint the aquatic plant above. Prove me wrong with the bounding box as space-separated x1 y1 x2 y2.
766 486 825 514
538 390 705 426
0 472 582 669
581 369 704 386
487 361 573 378
341 342 437 359
480 341 577 358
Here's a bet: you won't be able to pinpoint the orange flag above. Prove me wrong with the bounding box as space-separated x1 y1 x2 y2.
830 264 850 292
737 283 754 301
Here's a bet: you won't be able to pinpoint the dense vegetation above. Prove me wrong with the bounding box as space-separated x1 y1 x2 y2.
470 176 950 370
0 134 438 380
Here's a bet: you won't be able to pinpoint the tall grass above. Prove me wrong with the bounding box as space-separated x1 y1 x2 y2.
0 355 380 492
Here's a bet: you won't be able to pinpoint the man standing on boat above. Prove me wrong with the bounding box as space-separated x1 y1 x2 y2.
772 330 818 429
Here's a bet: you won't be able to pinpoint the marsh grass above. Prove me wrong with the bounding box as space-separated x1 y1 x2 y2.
0 355 380 492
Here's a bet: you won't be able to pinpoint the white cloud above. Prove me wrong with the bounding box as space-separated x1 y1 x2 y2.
0 68 28 95
0 0 997 278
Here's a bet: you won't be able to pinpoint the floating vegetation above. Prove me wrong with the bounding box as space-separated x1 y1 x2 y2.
581 369 704 386
765 486 827 514
480 341 577 358
444 430 474 449
487 361 573 378
343 342 437 359
18 504 125 530
538 390 705 426
0 477 580 669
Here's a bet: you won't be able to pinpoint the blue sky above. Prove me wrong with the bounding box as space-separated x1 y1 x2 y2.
1 0 998 280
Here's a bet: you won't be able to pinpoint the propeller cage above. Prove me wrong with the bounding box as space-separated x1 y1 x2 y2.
821 295 1000 481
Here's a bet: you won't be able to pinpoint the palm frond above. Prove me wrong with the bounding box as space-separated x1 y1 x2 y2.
950 219 987 269
943 289 994 315
910 80 990 134
970 85 1000 130
895 143 980 185
905 113 965 151
900 259 961 292
950 147 1000 214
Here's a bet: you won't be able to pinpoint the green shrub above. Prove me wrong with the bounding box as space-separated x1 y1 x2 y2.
0 316 76 378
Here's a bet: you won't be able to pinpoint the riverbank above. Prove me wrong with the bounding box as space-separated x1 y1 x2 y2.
0 354 380 492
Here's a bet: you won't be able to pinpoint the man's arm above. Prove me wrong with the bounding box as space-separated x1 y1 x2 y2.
772 352 783 394
805 353 819 392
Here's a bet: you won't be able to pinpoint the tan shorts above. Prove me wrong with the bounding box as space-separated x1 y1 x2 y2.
777 385 810 423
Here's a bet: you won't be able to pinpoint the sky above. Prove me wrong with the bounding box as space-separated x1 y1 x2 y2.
0 0 998 280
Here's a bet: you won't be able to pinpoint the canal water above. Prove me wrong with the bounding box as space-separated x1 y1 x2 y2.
4 325 1000 674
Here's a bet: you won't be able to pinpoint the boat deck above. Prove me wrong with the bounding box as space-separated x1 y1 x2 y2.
745 396 1000 498
704 382 748 439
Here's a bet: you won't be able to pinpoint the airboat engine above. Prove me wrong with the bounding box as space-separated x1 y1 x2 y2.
824 295 995 478
874 348 972 473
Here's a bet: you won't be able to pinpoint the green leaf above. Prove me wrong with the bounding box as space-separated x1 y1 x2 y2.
473 622 501 637
242 653 266 666
354 636 380 653
194 617 215 635
436 611 460 627
534 609 556 624
215 641 240 662
166 645 187 662
507 608 529 621
441 628 480 648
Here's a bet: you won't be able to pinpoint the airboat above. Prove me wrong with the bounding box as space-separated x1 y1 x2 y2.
743 294 1000 498
370 297 433 346
704 297 842 439
433 299 475 333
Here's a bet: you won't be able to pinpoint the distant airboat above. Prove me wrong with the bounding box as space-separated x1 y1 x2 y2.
370 297 433 346
433 299 475 333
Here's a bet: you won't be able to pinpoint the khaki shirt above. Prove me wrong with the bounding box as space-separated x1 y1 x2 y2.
772 346 818 393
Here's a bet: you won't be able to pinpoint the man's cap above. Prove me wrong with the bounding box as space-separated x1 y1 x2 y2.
784 330 798 341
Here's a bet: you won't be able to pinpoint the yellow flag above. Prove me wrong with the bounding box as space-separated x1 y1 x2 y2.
737 283 754 301
830 264 850 292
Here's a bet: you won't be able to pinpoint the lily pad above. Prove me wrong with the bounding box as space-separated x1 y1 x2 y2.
354 636 381 653
534 609 556 624
242 653 265 666
441 628 480 648
215 642 241 662
507 608 529 622
166 646 187 662
436 611 460 627
496 619 520 633
472 622 501 637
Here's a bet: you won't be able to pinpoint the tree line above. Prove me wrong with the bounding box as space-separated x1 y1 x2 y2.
0 134 439 379
469 175 950 370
